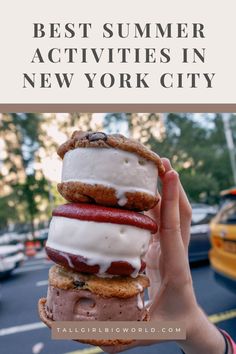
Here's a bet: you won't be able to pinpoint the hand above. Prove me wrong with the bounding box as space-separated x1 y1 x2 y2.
101 159 227 354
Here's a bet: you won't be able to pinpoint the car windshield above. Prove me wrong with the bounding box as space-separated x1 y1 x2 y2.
217 199 236 225
191 208 216 226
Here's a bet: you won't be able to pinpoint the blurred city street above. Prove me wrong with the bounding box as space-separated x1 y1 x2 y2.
1 114 236 353
0 254 235 354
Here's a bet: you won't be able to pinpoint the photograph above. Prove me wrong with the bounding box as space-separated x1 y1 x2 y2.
0 113 236 354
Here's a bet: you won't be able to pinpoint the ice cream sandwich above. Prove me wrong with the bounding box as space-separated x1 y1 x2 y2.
39 264 149 346
39 130 161 346
57 131 164 211
45 203 157 277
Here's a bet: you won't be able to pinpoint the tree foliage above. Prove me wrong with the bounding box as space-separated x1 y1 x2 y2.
0 112 235 233
0 113 49 233
147 114 234 204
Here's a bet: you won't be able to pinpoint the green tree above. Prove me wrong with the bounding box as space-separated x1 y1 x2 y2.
147 114 234 204
0 113 49 235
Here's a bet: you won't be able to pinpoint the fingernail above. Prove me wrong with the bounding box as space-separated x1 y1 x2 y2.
167 170 179 180
163 170 179 198
161 158 172 168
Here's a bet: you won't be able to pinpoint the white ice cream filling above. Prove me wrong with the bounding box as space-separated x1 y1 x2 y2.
46 216 151 277
61 148 158 202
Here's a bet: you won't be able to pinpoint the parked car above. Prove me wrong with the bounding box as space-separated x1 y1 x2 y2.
0 232 27 246
0 244 25 277
36 228 48 248
189 204 217 262
210 188 236 291
25 228 48 252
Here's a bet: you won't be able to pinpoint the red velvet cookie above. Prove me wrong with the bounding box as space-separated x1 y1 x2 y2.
46 203 157 277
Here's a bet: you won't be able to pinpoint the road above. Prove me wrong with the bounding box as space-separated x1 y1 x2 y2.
0 255 235 354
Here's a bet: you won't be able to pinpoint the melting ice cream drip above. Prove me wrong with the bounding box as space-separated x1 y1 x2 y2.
137 293 144 310
59 251 74 269
116 189 128 207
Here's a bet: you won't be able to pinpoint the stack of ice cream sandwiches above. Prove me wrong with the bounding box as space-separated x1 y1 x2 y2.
38 131 164 346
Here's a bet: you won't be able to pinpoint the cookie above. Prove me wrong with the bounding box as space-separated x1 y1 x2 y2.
48 264 150 298
57 131 164 211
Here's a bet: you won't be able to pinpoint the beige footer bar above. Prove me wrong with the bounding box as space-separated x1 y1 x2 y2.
0 104 235 113
51 321 186 340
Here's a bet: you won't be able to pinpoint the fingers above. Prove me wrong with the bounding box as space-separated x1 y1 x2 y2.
161 158 192 251
145 202 161 242
159 170 186 272
160 170 180 232
144 241 161 300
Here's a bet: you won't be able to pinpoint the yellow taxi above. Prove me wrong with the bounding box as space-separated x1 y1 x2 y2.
209 188 236 291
